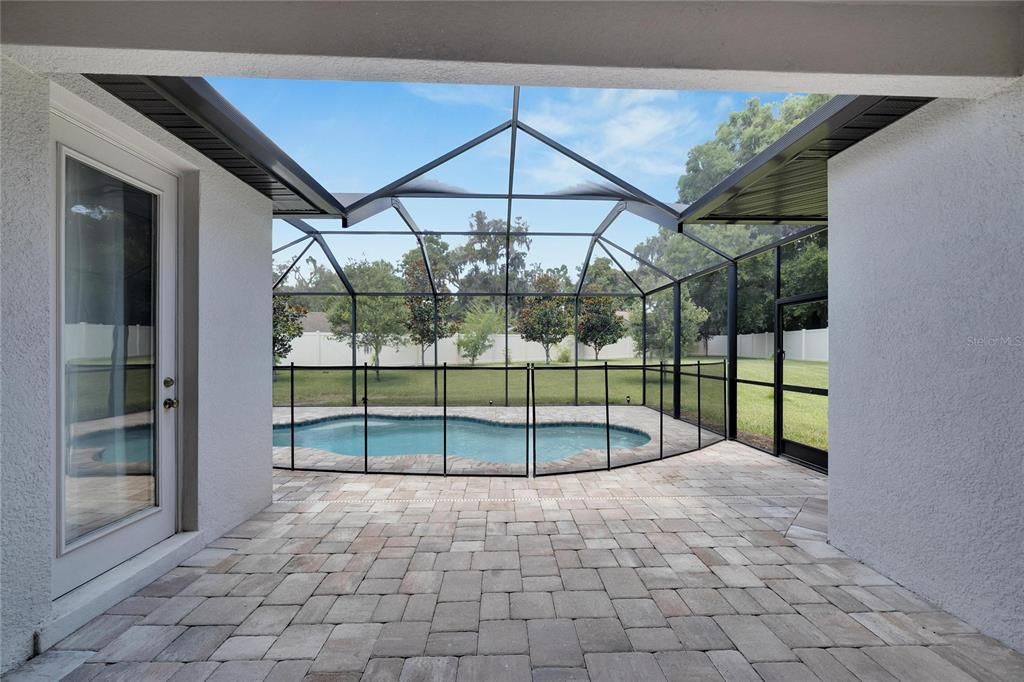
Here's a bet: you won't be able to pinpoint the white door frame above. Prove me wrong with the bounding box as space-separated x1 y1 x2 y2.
51 111 180 598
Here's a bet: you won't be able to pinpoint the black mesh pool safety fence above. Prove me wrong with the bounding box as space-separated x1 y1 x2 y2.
273 360 727 477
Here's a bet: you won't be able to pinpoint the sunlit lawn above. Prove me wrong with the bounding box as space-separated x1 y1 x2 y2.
71 353 826 452
735 357 828 451
274 356 828 451
66 358 153 422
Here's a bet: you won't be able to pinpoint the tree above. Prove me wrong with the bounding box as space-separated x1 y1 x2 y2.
526 265 572 293
401 248 460 365
272 296 306 363
418 234 458 288
404 295 460 365
453 211 531 296
273 253 343 312
677 94 832 203
780 230 829 329
326 259 407 379
578 297 626 360
580 257 631 293
629 289 709 362
456 301 503 365
515 273 572 364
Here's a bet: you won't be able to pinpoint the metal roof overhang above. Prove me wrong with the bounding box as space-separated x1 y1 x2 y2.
85 74 346 217
86 74 932 231
678 94 933 226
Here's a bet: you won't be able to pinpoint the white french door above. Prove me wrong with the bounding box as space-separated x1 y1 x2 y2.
52 114 179 597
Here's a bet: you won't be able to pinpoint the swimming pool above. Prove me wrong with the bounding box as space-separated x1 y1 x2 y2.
274 415 650 464
67 425 154 476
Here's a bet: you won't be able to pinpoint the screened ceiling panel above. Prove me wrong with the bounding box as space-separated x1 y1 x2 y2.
596 242 673 293
599 211 662 256
512 132 630 198
512 235 594 294
688 223 816 259
599 212 726 281
580 254 636 295
272 237 312 285
413 128 513 195
514 87 685 207
322 232 423 291
510 198 618 234
400 197 509 233
275 240 346 294
204 78 514 197
427 232 508 294
272 219 309 250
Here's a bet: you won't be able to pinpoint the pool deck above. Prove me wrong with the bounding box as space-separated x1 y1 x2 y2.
272 406 720 475
21 440 1024 682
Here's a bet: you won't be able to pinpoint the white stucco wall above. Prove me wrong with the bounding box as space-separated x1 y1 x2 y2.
829 79 1024 652
1 57 58 672
193 160 273 536
0 63 273 672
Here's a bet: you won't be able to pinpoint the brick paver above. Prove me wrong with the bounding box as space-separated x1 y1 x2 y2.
35 441 1023 681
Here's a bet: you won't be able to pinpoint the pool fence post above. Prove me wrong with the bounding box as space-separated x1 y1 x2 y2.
525 364 531 477
363 362 368 474
574 297 580 406
641 295 647 405
604 361 611 470
659 361 664 459
722 360 727 442
531 365 538 474
697 361 703 449
672 282 681 421
290 362 295 470
433 296 439 407
727 260 738 440
443 363 448 476
351 296 358 407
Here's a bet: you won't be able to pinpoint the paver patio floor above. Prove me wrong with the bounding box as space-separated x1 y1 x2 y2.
23 441 1024 681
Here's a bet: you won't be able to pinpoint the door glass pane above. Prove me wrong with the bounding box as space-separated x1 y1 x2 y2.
782 392 829 451
781 299 828 452
63 156 157 544
782 300 828 389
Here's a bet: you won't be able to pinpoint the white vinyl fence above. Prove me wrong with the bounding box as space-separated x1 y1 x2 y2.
64 323 153 360
281 328 828 366
693 328 829 362
281 332 638 367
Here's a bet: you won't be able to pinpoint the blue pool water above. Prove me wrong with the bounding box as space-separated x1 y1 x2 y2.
72 426 153 464
274 416 650 464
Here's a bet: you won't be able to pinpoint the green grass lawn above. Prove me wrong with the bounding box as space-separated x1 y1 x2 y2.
274 356 828 451
65 361 153 422
734 357 828 451
70 354 826 451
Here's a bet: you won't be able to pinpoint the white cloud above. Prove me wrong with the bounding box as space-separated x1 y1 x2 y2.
516 88 700 197
404 83 512 111
594 88 678 110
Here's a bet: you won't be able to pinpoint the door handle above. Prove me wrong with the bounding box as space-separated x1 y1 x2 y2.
163 398 179 409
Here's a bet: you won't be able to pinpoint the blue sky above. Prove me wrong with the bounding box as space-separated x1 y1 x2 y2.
211 79 793 282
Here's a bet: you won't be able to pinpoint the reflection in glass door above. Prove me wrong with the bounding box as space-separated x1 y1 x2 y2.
775 296 828 471
63 156 158 542
54 114 178 597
